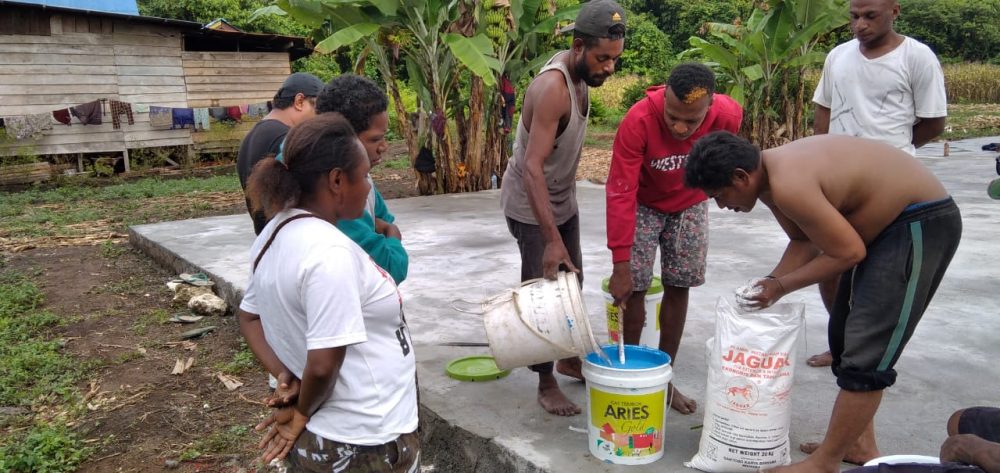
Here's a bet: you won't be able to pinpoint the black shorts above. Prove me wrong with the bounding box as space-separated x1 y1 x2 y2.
505 214 583 373
959 407 1000 442
830 198 962 392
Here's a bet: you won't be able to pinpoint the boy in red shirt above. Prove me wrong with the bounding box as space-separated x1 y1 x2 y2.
605 63 742 414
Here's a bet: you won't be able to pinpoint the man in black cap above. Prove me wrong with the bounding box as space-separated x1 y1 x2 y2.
237 72 324 234
500 0 626 416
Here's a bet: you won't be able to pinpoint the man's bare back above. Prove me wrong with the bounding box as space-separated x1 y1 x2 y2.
762 134 948 245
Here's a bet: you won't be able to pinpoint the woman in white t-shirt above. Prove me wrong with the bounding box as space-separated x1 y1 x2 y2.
238 113 419 472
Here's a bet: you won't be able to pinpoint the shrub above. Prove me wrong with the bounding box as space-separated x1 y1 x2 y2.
943 63 1000 103
617 12 675 78
590 75 642 113
897 0 1000 63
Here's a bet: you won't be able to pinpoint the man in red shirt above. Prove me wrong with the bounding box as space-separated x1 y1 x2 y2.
606 63 742 414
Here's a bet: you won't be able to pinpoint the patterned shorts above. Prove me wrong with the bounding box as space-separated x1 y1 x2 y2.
286 430 420 473
630 201 708 290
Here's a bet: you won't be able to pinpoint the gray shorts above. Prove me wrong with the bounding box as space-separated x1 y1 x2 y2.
629 202 708 290
286 430 420 473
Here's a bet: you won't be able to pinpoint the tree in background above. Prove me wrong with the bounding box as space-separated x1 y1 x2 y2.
137 0 309 35
896 0 1000 64
255 0 580 195
684 0 848 147
620 0 753 55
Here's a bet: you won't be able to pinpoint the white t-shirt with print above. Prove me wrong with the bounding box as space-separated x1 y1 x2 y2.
240 208 417 446
812 37 947 156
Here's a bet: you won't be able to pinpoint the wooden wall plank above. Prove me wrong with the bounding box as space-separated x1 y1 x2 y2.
113 44 181 57
182 59 290 69
117 85 187 95
183 67 290 76
116 65 184 76
0 75 115 86
112 22 181 37
181 51 289 61
183 74 291 85
0 34 107 45
186 91 279 101
117 92 188 105
0 43 112 55
118 75 186 86
185 83 282 93
1 53 116 65
112 32 181 47
2 84 119 95
115 55 183 67
0 64 118 75
1 93 113 107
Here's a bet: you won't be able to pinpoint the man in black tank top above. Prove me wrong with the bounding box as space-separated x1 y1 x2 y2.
500 0 626 417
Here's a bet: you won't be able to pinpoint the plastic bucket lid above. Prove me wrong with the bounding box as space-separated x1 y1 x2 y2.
602 276 663 296
445 355 510 381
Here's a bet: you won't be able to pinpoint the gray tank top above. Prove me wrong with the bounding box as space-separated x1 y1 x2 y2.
501 51 589 225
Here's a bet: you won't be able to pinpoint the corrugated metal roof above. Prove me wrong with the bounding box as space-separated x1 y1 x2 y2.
11 0 138 15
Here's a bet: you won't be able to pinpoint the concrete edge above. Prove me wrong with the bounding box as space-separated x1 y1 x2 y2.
127 226 243 315
420 406 545 473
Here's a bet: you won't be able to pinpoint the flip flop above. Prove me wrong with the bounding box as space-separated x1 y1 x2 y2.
179 272 214 287
169 314 205 324
180 326 217 340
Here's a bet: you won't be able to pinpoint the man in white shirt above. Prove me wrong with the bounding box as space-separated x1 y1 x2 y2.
808 0 948 369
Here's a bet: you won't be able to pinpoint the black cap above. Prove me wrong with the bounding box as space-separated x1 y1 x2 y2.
560 0 627 37
275 72 324 99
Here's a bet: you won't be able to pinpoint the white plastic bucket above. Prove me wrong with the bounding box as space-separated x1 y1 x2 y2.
484 271 602 370
603 276 662 349
583 345 673 465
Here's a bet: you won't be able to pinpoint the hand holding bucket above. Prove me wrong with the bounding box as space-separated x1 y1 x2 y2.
483 271 602 370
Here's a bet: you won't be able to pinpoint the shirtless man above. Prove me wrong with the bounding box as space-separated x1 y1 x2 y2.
808 0 948 368
684 131 962 472
501 0 626 416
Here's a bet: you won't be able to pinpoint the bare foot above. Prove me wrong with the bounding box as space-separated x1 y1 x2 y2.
538 383 581 416
761 457 839 473
806 351 833 367
556 357 584 381
800 441 880 466
668 383 697 414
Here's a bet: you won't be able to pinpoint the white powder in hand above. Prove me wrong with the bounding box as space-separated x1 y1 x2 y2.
735 278 766 311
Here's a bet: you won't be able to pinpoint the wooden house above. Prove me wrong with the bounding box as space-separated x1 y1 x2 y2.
0 0 312 170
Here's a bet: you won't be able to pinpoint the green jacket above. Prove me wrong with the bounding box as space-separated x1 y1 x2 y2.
336 185 409 284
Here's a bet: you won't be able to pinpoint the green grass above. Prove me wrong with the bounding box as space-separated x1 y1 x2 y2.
0 174 242 242
130 308 171 337
215 341 259 376
0 272 92 472
0 423 93 473
942 103 1000 141
0 273 82 407
180 424 251 461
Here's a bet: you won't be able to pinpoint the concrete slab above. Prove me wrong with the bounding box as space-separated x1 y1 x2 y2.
130 141 1000 472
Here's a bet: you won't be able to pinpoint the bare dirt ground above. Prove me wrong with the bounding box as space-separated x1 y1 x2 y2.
0 147 613 472
5 244 270 472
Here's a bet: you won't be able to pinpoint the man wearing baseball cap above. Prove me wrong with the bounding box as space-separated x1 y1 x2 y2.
500 0 626 416
237 72 324 234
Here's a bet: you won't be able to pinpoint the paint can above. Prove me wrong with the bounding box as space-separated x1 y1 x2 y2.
483 271 602 370
602 276 662 349
583 345 672 465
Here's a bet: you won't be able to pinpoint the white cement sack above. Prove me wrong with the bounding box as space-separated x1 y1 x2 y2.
686 298 805 473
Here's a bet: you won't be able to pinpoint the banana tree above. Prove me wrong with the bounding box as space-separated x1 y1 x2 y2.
683 0 847 147
256 0 502 193
466 0 581 190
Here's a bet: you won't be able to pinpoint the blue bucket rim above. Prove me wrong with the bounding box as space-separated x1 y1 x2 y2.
585 344 671 370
